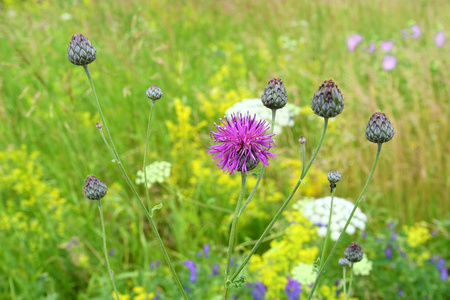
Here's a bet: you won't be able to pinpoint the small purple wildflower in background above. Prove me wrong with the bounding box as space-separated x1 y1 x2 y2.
431 230 438 236
381 40 394 52
434 31 446 47
362 231 367 239
367 42 376 54
388 221 395 231
212 263 220 276
250 282 266 300
208 113 276 174
411 24 422 39
230 256 235 268
347 34 363 52
108 249 115 257
391 232 398 242
385 246 393 260
285 277 301 300
184 260 198 283
398 285 404 297
382 55 397 71
335 279 342 297
401 28 409 39
437 258 448 281
203 244 210 258
197 251 202 257
232 294 237 300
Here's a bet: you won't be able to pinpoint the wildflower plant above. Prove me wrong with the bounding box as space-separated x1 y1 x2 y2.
67 31 395 300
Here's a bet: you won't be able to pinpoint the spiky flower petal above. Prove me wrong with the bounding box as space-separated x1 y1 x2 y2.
146 85 163 101
84 175 107 200
67 34 97 66
261 78 288 110
311 79 344 118
344 242 364 263
365 112 395 144
207 113 276 174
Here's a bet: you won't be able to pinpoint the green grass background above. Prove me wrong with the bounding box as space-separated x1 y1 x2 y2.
0 0 449 298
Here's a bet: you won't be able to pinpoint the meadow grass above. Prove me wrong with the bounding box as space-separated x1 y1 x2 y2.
0 0 449 298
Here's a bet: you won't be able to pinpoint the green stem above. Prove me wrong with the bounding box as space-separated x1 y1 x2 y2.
223 172 247 300
238 109 277 217
143 100 156 210
83 66 189 300
319 188 336 270
97 200 120 300
343 266 347 300
347 263 354 300
229 118 328 283
307 143 383 300
300 139 306 178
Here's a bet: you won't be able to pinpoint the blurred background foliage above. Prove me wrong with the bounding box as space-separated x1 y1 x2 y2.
0 0 449 298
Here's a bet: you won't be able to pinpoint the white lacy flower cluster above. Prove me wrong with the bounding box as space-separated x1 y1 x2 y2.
298 197 367 241
291 262 316 286
136 161 171 187
225 98 301 134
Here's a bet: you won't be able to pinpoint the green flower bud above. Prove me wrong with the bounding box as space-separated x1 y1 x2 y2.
344 242 364 263
365 112 395 144
261 78 288 110
311 79 344 118
146 85 163 101
67 34 97 66
84 175 107 200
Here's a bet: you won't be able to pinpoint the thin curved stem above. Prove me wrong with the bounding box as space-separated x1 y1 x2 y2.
143 100 156 210
229 118 329 283
307 143 383 299
223 172 247 300
238 109 277 217
319 187 336 270
82 66 189 300
97 200 120 300
342 266 347 300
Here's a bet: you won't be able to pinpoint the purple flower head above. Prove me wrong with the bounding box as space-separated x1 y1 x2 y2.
212 263 220 276
391 232 398 242
411 24 422 39
347 34 363 52
381 40 394 52
440 267 448 281
208 113 276 174
203 244 210 258
382 55 397 71
285 277 301 300
434 31 446 47
385 246 393 260
250 282 266 300
109 249 115 257
401 28 409 39
184 260 198 283
436 258 448 281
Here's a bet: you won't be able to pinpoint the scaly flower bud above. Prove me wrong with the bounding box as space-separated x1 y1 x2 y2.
298 136 306 144
67 34 97 66
261 78 288 110
311 79 344 118
365 112 395 144
339 257 350 267
84 175 107 200
146 85 163 101
344 242 364 263
327 170 341 184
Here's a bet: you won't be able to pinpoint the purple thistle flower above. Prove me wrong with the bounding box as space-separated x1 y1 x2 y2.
208 113 276 174
382 55 397 71
212 263 220 276
184 260 198 283
203 244 210 258
411 24 422 39
434 31 446 47
347 34 363 52
381 40 394 52
285 277 301 300
250 282 266 300
385 246 393 260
